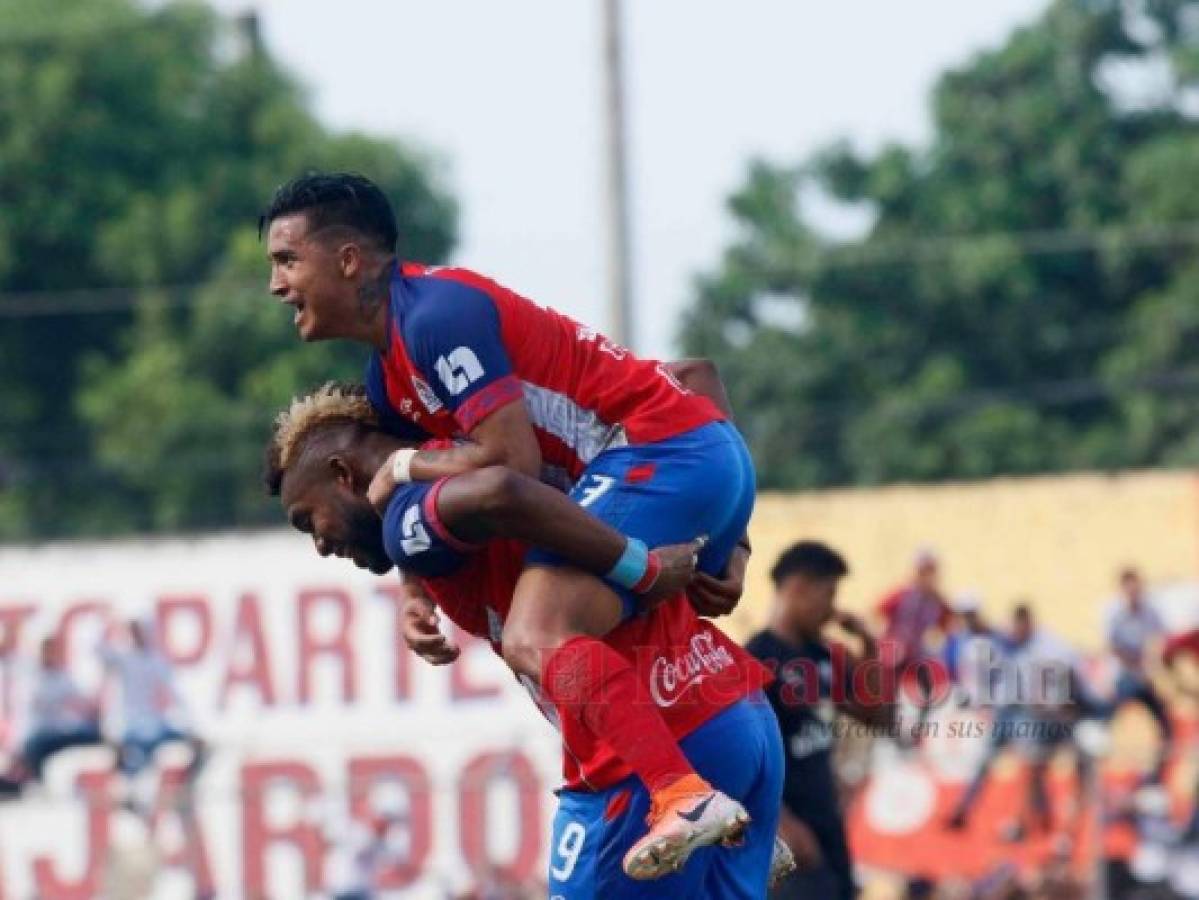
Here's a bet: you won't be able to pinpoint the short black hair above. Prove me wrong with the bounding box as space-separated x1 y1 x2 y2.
770 541 849 587
260 172 398 253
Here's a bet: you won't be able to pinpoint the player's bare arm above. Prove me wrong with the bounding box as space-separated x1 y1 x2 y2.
386 400 542 483
382 359 721 490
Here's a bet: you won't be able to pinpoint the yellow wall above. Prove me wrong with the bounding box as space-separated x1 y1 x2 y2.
728 470 1199 649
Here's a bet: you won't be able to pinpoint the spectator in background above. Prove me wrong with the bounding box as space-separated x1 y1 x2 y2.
19 635 103 782
99 619 205 782
321 805 408 900
947 604 1094 838
878 549 952 662
942 593 1006 707
746 541 892 900
1104 566 1172 780
877 549 952 737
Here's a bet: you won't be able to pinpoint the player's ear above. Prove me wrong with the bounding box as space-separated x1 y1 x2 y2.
328 455 355 490
337 241 361 280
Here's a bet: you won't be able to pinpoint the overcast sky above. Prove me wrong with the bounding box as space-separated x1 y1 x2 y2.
211 0 1051 359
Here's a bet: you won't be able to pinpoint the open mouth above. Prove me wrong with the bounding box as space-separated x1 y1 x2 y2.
291 300 306 326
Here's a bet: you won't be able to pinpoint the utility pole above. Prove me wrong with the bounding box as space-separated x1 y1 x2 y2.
236 10 261 57
600 0 634 349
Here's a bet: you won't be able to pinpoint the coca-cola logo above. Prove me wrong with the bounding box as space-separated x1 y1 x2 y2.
649 633 734 707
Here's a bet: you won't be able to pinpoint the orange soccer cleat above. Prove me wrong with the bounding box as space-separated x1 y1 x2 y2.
622 774 750 880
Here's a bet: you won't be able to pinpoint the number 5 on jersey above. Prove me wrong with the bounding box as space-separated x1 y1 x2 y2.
435 346 485 396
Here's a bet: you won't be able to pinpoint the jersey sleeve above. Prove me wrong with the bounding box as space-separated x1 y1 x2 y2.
401 282 523 432
364 354 432 441
381 479 476 579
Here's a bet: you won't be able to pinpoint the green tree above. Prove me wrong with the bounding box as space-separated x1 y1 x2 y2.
682 0 1199 488
0 0 456 538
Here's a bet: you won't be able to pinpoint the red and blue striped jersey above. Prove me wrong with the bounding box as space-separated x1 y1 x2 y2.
365 264 724 481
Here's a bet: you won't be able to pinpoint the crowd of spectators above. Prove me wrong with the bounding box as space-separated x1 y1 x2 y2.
752 543 1196 899
0 618 203 808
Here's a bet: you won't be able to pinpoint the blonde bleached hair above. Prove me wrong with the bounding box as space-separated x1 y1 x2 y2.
264 381 378 496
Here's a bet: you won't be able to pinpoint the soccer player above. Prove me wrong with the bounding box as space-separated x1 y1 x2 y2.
264 383 786 896
261 172 758 877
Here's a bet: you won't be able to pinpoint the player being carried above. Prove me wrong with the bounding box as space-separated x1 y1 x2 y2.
265 382 789 896
261 172 761 879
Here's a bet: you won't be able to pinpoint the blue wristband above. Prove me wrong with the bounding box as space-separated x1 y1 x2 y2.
607 538 650 589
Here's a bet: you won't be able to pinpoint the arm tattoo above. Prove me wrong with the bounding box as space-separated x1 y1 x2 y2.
413 449 439 469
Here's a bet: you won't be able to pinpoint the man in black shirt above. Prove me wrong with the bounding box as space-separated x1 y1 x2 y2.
746 542 891 900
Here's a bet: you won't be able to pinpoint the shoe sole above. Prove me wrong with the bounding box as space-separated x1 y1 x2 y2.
623 808 751 880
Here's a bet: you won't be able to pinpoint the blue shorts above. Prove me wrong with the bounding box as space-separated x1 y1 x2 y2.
527 420 757 619
119 724 189 775
547 695 783 899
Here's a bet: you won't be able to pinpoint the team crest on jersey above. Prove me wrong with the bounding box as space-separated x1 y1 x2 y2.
411 376 443 413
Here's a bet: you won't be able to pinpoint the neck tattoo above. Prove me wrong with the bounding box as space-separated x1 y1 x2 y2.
357 260 394 321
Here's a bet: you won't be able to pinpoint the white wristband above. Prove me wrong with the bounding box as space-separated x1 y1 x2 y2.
390 447 419 484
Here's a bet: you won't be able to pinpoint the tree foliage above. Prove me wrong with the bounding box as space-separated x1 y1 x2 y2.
0 0 457 538
682 0 1199 489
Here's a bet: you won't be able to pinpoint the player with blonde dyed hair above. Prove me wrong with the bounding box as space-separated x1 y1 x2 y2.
266 380 789 896
266 381 702 589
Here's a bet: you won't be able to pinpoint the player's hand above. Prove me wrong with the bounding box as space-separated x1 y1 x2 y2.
687 543 749 618
643 537 708 605
367 458 399 514
400 597 460 665
833 610 870 638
